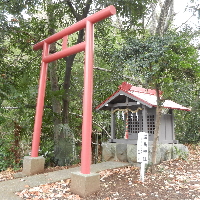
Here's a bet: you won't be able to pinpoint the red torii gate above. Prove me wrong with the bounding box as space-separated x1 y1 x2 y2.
31 5 116 174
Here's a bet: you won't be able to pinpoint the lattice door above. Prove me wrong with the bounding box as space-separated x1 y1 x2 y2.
128 114 140 134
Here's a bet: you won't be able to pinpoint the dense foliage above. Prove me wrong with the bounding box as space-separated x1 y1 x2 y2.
116 31 199 95
0 0 199 170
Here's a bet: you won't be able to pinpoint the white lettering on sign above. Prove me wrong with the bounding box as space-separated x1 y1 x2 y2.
137 132 148 163
137 132 148 182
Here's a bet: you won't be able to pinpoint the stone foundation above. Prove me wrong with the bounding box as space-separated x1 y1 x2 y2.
22 156 45 176
102 143 188 164
70 172 100 197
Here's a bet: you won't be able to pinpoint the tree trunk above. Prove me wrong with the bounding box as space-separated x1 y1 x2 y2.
57 0 92 165
151 88 162 173
146 0 174 35
150 0 174 173
49 59 68 166
156 0 174 35
48 33 62 141
42 0 92 166
61 0 92 124
46 0 75 166
62 55 75 124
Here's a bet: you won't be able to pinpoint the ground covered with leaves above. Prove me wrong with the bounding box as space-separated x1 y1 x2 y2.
1 145 200 200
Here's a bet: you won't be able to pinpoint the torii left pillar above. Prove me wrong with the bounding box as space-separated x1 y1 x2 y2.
22 5 116 197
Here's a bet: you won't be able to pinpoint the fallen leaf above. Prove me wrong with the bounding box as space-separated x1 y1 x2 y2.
24 185 30 188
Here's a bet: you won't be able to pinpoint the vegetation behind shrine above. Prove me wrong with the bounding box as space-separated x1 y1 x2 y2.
0 0 199 171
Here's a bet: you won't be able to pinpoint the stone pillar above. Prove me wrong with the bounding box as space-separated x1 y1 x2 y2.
70 172 100 197
22 156 45 176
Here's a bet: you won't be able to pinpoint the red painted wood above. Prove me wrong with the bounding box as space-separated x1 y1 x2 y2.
31 42 49 157
31 5 116 174
33 5 116 51
81 21 94 174
43 42 86 63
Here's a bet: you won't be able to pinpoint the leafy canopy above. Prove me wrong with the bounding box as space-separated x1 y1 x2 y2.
118 31 200 96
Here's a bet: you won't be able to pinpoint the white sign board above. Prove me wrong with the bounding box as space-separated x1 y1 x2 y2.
137 132 148 182
137 132 148 163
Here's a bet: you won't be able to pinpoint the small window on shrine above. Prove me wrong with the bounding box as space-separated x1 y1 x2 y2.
128 115 140 134
147 115 155 134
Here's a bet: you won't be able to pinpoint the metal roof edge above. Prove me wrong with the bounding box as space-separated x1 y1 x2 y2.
162 106 191 111
95 89 121 110
122 90 153 108
96 82 191 112
96 89 154 110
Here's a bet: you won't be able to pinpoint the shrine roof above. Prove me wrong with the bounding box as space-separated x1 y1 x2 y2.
96 82 191 111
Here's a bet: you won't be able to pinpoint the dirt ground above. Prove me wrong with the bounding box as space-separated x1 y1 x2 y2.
1 145 200 200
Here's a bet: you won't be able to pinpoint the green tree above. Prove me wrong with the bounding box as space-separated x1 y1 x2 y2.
174 82 200 144
0 0 160 167
31 0 157 165
117 30 199 171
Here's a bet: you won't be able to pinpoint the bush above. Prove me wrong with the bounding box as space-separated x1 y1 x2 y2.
175 110 200 144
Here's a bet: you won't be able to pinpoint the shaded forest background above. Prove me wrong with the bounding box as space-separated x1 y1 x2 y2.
0 0 199 170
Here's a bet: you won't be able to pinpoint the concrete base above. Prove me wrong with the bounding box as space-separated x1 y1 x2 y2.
70 172 100 197
102 142 189 165
22 156 45 176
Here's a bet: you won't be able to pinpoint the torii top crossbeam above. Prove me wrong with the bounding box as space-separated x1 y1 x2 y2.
31 5 116 174
33 6 116 51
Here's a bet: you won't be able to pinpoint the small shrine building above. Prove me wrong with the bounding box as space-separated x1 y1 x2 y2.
96 82 190 144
